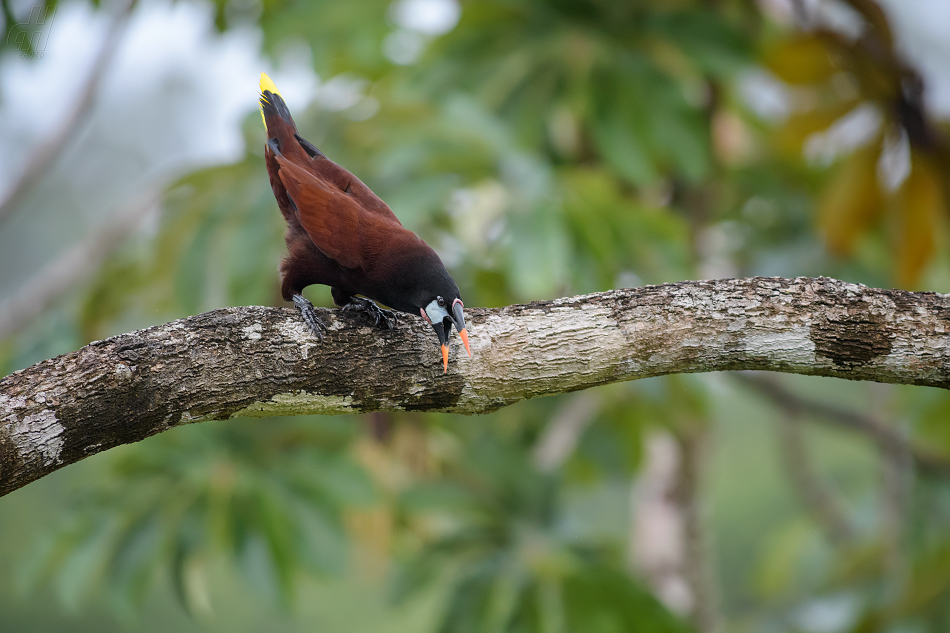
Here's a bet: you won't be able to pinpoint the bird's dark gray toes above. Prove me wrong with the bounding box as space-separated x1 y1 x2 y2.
292 294 327 341
345 297 396 330
375 304 397 330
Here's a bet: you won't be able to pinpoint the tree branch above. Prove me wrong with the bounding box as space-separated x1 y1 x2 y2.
678 429 722 633
775 411 857 543
3 276 950 496
532 391 601 472
0 0 133 227
0 191 159 341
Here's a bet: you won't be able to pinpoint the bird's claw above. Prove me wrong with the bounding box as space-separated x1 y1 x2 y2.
345 297 396 330
293 294 327 341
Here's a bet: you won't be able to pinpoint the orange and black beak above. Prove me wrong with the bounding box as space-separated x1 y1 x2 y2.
432 320 450 373
430 301 471 373
450 299 471 360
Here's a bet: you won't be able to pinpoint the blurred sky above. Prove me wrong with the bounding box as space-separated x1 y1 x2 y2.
878 0 950 116
0 0 946 300
0 0 297 297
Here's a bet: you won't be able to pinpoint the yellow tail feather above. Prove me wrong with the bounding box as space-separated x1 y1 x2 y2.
259 72 282 128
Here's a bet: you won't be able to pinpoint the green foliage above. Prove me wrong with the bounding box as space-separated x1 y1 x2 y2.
389 411 691 632
18 418 374 617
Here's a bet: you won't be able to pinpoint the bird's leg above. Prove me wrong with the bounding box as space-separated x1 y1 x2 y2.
343 297 397 330
292 294 327 341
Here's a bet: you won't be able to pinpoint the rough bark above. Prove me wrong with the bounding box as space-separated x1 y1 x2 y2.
3 276 950 496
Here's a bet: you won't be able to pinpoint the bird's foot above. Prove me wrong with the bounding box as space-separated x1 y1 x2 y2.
344 297 396 330
293 294 327 341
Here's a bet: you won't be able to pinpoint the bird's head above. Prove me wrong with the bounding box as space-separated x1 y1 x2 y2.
403 244 472 373
419 288 471 373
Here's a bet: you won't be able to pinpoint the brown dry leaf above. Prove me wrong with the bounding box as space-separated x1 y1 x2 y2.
895 152 945 288
818 141 883 255
765 35 838 85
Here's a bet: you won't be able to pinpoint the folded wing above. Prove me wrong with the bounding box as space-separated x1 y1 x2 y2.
274 154 401 271
305 156 403 226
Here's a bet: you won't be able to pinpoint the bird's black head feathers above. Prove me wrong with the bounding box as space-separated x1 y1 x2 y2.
406 255 461 313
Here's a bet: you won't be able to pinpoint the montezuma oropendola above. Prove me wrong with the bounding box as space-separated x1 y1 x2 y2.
259 73 471 372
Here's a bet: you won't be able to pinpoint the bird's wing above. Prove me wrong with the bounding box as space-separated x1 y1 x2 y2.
306 156 403 226
275 154 399 270
291 130 402 226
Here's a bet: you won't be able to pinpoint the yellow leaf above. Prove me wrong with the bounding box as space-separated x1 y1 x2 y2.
895 152 944 288
765 35 838 85
818 142 883 256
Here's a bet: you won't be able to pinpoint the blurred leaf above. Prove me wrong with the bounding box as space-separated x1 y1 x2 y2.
753 519 823 599
894 152 945 287
563 564 693 633
22 418 374 613
507 202 571 299
286 503 346 577
54 519 114 611
592 111 657 187
765 35 839 85
399 482 478 513
897 542 950 616
817 140 884 256
647 10 751 77
914 393 950 455
108 514 163 613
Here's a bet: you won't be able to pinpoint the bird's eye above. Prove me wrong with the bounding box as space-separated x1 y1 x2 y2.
437 296 445 307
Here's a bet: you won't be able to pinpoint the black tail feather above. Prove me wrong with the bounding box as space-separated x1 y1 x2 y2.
260 89 296 134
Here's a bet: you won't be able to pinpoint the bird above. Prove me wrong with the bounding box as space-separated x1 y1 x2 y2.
258 72 471 373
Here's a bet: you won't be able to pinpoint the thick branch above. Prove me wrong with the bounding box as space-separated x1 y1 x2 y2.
3 276 950 496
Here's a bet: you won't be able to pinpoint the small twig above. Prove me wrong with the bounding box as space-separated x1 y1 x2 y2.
0 191 159 341
790 0 811 28
677 429 722 633
874 385 912 607
776 412 856 543
0 0 135 227
733 372 950 478
532 391 601 472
